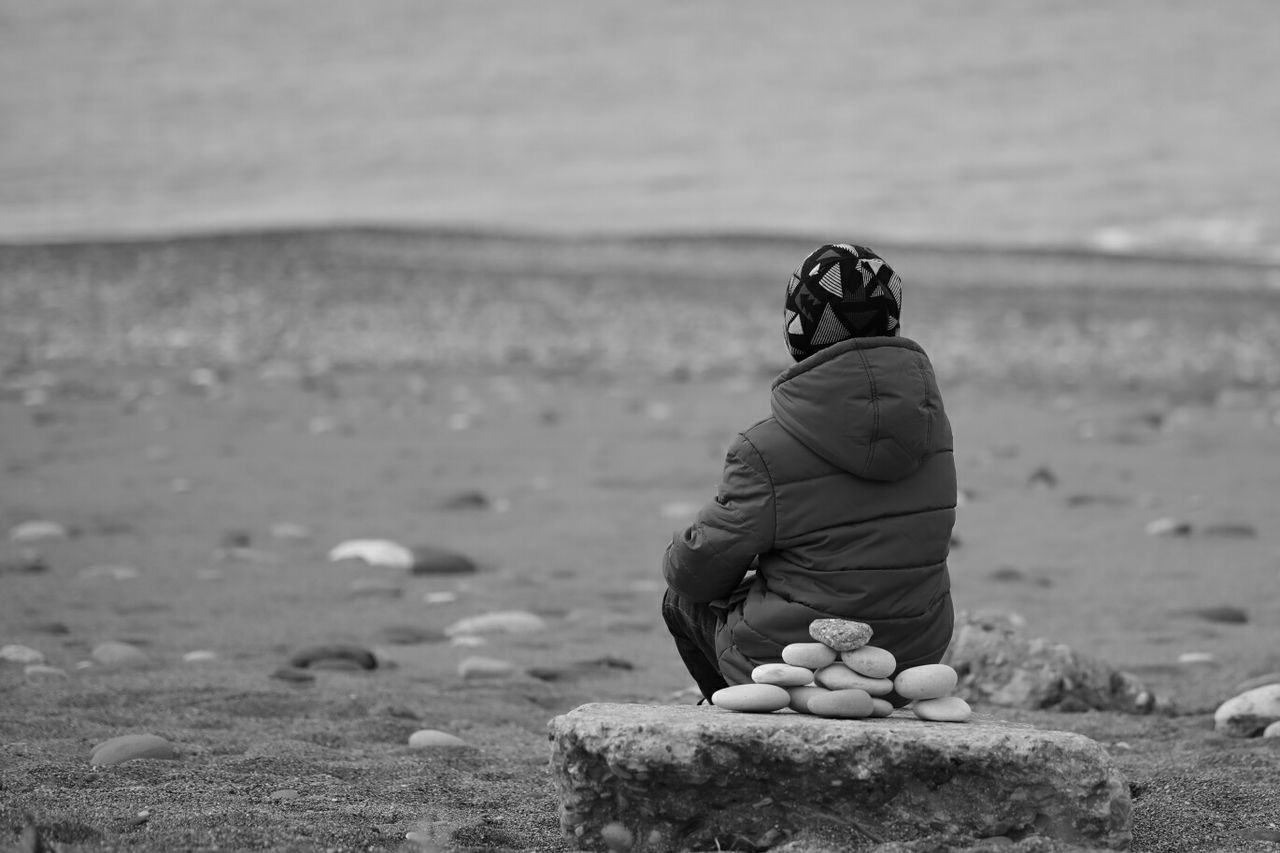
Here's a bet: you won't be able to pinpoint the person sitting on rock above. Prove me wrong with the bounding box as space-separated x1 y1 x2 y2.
661 243 957 703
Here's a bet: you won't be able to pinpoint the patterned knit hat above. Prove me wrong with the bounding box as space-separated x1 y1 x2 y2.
784 243 903 361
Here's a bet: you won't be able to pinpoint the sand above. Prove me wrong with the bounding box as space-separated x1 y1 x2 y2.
2 231 1279 852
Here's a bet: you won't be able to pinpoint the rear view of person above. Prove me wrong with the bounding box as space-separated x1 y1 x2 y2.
661 243 956 703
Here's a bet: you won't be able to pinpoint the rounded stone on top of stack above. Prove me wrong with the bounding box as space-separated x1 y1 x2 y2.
808 618 873 652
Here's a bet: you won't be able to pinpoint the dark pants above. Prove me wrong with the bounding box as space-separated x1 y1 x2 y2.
661 587 729 700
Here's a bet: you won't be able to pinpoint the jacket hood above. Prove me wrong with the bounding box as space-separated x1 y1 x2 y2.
770 337 946 482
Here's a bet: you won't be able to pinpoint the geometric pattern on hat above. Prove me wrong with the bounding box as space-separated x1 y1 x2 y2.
783 242 904 361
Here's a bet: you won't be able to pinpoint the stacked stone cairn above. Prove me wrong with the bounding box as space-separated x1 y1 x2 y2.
710 618 971 722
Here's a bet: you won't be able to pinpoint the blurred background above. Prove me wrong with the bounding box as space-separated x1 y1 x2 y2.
4 0 1279 259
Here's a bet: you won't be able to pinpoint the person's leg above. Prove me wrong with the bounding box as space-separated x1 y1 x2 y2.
661 588 729 701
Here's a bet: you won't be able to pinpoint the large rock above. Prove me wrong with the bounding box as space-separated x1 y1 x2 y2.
944 613 1159 713
548 703 1130 852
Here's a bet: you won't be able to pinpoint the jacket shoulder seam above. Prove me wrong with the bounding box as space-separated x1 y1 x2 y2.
736 432 777 549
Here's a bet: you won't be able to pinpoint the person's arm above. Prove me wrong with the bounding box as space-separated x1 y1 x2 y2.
662 435 776 603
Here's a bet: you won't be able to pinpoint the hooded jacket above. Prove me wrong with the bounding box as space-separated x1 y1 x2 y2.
662 336 956 685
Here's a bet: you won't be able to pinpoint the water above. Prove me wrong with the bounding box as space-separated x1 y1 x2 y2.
3 0 1279 259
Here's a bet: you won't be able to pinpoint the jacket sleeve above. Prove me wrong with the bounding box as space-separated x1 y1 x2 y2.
662 434 776 603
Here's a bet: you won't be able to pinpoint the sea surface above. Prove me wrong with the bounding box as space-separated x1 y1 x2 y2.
3 0 1280 260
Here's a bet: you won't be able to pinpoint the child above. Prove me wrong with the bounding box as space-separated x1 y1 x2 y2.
661 243 956 703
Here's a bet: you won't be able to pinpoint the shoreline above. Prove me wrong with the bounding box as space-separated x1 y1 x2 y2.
2 223 1278 295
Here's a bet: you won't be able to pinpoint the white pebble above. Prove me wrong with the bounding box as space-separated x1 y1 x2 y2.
814 664 894 696
90 734 178 766
24 664 68 682
77 564 140 581
457 656 516 679
269 522 312 542
870 698 894 717
8 520 69 543
1263 721 1280 738
407 729 470 749
328 539 415 570
90 641 149 667
894 664 959 701
1145 517 1192 537
712 683 790 713
0 644 45 665
751 663 814 688
840 645 897 678
183 650 218 663
445 610 547 636
913 696 972 722
1177 651 1216 665
1215 684 1280 737
781 642 837 669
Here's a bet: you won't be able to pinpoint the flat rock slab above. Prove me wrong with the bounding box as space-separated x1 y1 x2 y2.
548 703 1130 852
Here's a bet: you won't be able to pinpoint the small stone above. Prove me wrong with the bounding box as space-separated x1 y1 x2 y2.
1263 721 1280 739
269 522 312 542
711 683 789 713
328 539 415 570
786 685 830 713
1186 605 1248 624
0 644 45 665
840 645 897 678
894 664 959 701
269 789 300 802
288 644 377 670
77 564 140 581
1145 517 1192 537
808 618 873 651
458 656 517 679
439 490 490 511
1 548 47 574
1177 651 1216 665
90 734 179 766
808 688 874 719
1027 466 1058 488
870 698 894 717
90 641 149 667
271 666 316 683
781 642 837 670
9 520 69 543
913 696 972 722
1214 684 1280 737
219 529 253 549
1240 827 1280 843
599 822 633 853
450 635 487 648
408 729 470 749
377 625 447 645
988 566 1027 583
25 664 68 682
409 545 477 575
423 591 458 604
183 650 218 663
751 663 814 688
445 610 547 637
814 664 894 696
